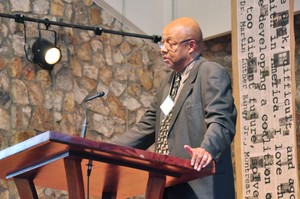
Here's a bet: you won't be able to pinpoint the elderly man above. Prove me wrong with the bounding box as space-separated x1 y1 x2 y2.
114 17 237 199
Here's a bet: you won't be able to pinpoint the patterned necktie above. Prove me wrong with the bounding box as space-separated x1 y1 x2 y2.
156 72 181 155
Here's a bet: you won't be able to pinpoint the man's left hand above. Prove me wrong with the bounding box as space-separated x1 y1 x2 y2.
184 145 213 172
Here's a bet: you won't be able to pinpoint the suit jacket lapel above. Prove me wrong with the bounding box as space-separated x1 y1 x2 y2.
168 57 206 131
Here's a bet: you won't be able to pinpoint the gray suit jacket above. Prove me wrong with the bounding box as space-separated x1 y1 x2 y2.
115 56 237 199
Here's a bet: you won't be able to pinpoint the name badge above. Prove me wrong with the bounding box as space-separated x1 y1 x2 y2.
160 95 174 116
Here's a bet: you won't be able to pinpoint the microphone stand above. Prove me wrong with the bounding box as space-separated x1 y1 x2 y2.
80 101 93 199
80 92 105 199
80 103 89 138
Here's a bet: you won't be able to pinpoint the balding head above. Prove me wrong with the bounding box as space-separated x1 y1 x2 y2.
159 17 203 72
163 17 203 46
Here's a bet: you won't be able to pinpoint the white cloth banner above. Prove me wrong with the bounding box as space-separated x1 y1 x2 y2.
236 0 299 198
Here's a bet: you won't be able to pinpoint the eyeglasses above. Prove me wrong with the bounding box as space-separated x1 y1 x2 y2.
157 39 194 52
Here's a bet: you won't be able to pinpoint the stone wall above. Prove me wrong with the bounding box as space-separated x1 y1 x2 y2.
0 0 165 198
0 0 299 198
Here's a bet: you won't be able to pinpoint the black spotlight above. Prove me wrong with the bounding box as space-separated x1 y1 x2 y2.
32 38 61 70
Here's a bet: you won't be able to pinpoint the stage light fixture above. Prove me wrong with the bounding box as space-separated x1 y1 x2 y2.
32 38 62 70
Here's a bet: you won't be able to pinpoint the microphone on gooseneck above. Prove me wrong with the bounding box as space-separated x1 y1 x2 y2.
80 91 105 199
80 91 105 138
83 91 105 103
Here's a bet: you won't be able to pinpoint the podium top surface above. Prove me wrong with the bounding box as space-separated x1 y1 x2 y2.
0 131 215 198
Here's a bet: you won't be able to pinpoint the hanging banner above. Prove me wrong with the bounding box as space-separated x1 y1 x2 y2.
234 0 299 198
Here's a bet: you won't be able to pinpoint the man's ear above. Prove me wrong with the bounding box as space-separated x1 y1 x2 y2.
188 40 197 53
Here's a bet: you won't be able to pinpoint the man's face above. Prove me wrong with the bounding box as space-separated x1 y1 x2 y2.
159 27 192 72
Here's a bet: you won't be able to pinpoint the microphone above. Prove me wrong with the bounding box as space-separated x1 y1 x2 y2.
83 91 105 103
80 91 105 138
80 92 105 199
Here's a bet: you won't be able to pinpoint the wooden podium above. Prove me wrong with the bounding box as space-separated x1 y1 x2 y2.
0 131 215 199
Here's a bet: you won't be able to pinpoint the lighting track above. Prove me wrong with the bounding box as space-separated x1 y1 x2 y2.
0 13 161 43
